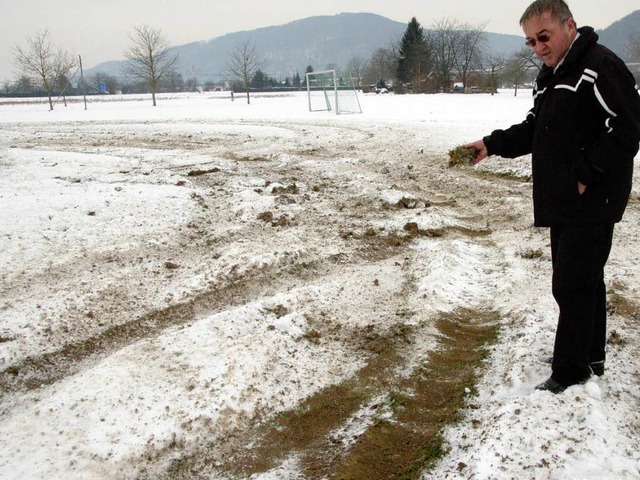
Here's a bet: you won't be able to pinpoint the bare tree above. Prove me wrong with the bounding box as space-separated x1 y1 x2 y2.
503 54 528 96
87 72 121 94
226 39 266 104
364 46 397 88
430 19 462 92
504 47 542 95
455 22 487 90
482 53 506 95
514 46 543 73
185 77 199 92
124 25 178 106
14 76 35 95
346 57 368 87
13 30 77 110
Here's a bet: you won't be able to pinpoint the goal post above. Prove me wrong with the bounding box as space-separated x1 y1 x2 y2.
306 69 362 115
307 69 336 112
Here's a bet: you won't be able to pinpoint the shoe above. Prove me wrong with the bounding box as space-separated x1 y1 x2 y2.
589 360 605 377
535 374 592 394
542 356 605 376
535 377 568 394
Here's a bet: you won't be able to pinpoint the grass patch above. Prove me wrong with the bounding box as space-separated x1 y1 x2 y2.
332 310 499 479
178 308 500 480
169 327 406 480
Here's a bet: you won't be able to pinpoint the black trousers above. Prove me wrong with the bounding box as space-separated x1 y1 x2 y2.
549 223 614 384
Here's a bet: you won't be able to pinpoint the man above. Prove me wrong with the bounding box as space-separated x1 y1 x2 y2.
465 0 640 393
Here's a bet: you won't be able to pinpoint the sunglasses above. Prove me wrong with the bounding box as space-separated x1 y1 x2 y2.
525 33 551 47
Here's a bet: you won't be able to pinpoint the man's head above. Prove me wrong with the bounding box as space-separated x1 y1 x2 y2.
520 0 578 68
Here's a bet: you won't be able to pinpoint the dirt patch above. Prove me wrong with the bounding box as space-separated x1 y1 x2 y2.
161 309 499 479
187 167 220 176
517 247 544 259
607 280 640 320
329 309 499 480
271 183 300 195
0 256 327 398
0 113 553 479
606 280 640 353
471 168 532 183
228 153 272 162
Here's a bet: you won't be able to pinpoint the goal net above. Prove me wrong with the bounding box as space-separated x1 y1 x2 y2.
306 70 362 114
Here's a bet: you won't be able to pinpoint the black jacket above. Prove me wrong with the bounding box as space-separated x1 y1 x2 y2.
484 27 640 227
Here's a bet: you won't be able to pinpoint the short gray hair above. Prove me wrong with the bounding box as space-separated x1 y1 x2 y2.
520 0 574 25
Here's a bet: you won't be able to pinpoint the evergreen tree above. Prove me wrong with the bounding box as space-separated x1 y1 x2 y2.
251 69 269 88
396 17 431 91
302 66 315 87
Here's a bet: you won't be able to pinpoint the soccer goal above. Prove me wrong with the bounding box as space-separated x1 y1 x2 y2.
306 69 362 115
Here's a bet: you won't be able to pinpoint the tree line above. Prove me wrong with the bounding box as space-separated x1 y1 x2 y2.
366 17 540 94
5 27 302 108
6 21 640 108
346 17 640 94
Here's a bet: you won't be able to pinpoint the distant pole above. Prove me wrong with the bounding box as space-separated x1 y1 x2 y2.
333 70 338 115
306 72 311 111
79 55 87 110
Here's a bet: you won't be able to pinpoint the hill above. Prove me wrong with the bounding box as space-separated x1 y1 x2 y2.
86 13 524 82
175 13 406 81
597 9 640 61
86 11 639 83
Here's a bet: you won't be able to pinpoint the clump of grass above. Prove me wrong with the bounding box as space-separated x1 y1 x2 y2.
388 390 410 412
448 146 476 167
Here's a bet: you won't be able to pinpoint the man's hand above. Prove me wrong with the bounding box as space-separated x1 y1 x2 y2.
463 140 488 164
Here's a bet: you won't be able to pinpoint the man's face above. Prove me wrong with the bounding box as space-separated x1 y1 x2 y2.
522 11 577 68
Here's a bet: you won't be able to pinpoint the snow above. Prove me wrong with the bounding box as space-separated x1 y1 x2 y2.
0 90 639 479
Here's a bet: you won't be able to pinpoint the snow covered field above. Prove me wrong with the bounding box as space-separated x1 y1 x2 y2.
0 90 639 479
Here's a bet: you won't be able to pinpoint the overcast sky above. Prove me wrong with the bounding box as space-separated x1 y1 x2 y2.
1 0 637 82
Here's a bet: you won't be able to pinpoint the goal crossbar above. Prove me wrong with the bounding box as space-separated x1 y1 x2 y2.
306 69 362 115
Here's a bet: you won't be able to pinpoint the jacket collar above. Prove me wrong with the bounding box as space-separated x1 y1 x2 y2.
554 31 581 73
537 26 598 83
